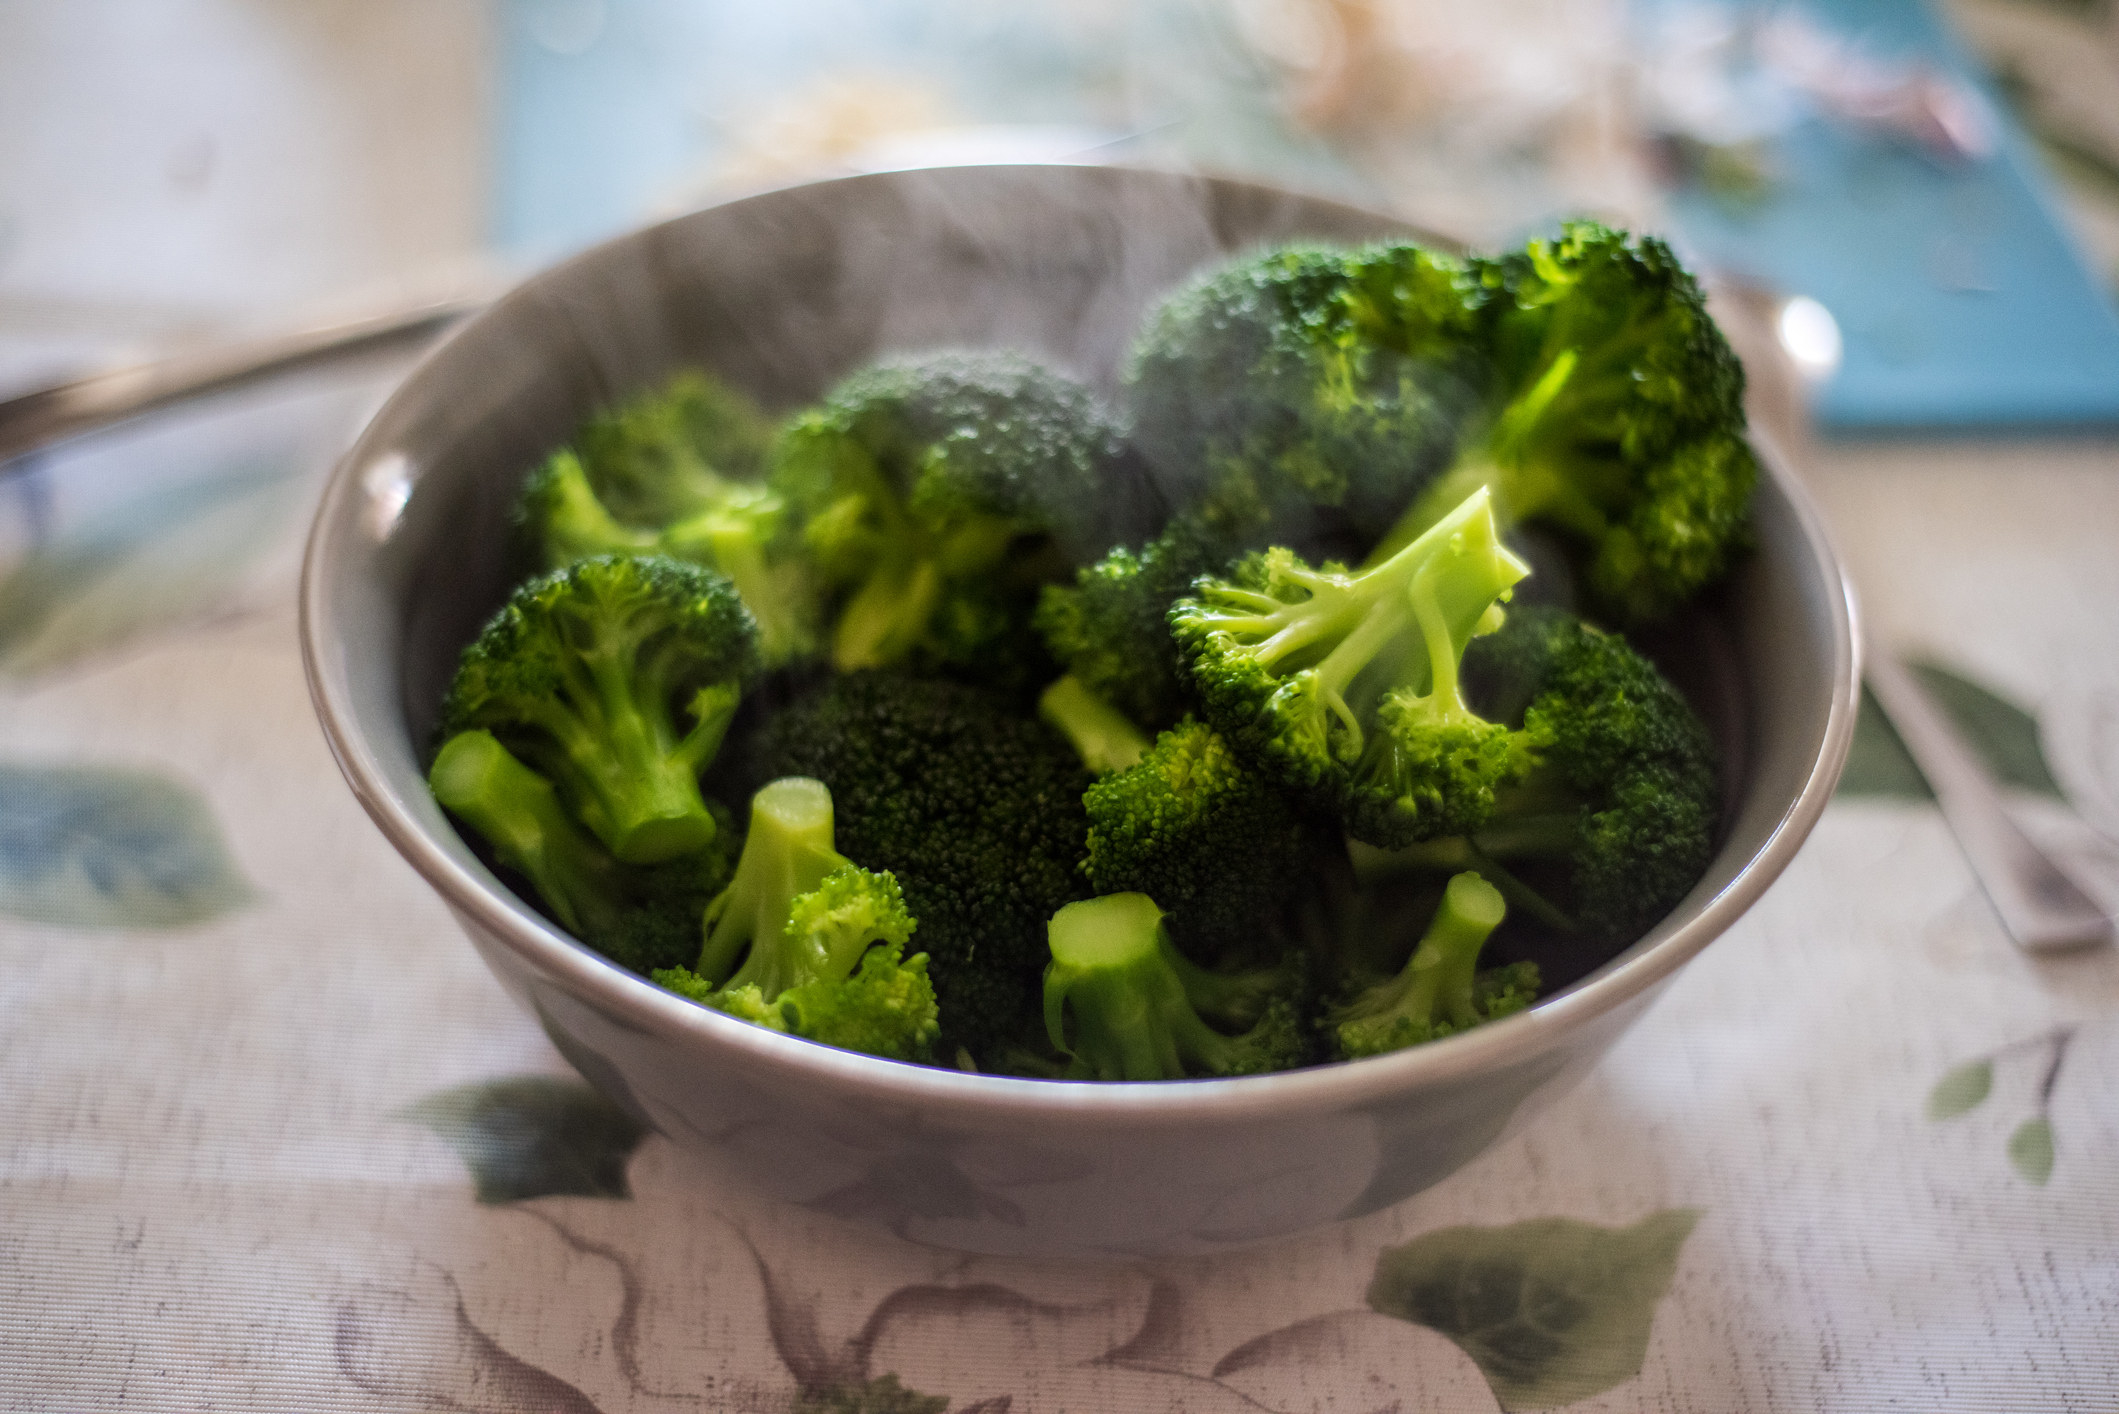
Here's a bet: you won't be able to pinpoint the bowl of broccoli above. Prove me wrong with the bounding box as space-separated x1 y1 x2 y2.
301 163 1857 1257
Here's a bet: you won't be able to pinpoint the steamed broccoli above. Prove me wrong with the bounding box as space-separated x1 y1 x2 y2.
1128 225 1755 621
653 776 939 1063
428 729 733 974
517 372 815 664
1033 514 1230 732
1042 893 1311 1081
1126 243 1481 548
1330 872 1538 1059
1374 222 1756 620
439 554 757 863
1171 487 1535 849
760 671 1093 1060
1082 717 1314 958
1362 605 1720 946
769 351 1130 689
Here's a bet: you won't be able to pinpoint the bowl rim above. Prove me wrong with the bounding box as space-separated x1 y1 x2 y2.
299 163 1861 1127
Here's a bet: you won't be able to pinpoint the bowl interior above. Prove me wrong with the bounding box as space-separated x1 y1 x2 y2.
305 163 1854 1106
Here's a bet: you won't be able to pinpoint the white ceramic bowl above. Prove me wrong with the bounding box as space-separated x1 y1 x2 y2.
300 164 1858 1258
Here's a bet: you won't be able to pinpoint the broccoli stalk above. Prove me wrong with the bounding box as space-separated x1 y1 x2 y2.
429 728 629 939
440 555 756 864
1039 674 1152 776
1042 893 1309 1081
1173 486 1535 848
656 777 939 1063
1331 872 1538 1058
429 729 734 973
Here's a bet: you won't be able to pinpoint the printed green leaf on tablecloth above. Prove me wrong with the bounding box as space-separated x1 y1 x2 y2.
1367 1210 1700 1412
0 461 304 677
2008 1117 2056 1185
0 761 254 927
1837 662 2065 800
402 1076 648 1203
792 1374 950 1414
1926 1059 1994 1119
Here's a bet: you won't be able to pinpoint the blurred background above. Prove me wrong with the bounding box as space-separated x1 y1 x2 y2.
3 0 2118 428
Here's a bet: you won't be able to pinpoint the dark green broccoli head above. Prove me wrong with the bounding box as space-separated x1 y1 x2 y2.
1460 604 1720 943
1033 514 1230 732
760 671 1093 1060
440 554 758 863
1126 241 1484 544
1082 718 1314 959
1171 489 1537 849
769 351 1131 690
1042 893 1313 1080
1383 221 1757 620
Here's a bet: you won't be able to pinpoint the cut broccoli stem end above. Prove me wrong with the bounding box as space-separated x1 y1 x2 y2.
696 777 847 984
1043 893 1239 1081
1040 675 1152 776
429 730 619 938
1334 871 1509 1055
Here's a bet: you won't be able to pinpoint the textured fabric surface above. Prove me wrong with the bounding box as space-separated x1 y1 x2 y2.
4 388 2118 1410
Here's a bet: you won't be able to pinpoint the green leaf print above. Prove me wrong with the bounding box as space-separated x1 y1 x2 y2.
1837 663 2065 800
2008 1117 2055 1186
402 1076 648 1203
0 761 253 927
1926 1060 1994 1119
1367 1209 1700 1412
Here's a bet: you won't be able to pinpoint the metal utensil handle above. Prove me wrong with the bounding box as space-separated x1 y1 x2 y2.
0 297 482 468
1866 650 2112 952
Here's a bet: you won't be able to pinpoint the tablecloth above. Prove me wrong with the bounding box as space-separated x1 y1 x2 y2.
4 370 2117 1410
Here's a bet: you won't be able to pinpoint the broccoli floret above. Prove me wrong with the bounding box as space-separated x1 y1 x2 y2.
653 777 939 1063
1082 718 1314 958
769 351 1129 689
1372 222 1756 620
760 671 1092 1060
1367 605 1720 945
1125 242 1484 546
570 368 775 524
1331 872 1538 1059
1171 487 1536 849
1033 514 1230 732
1042 893 1311 1080
440 554 757 863
1039 674 1152 777
428 729 733 973
516 372 816 665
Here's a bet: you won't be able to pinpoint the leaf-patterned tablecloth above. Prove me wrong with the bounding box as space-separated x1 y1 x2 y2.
4 387 2117 1412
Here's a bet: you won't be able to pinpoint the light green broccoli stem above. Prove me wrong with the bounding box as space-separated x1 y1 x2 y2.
1347 830 1577 932
1039 675 1152 776
1334 872 1509 1055
1371 345 1623 564
696 777 852 984
659 487 813 663
429 730 619 937
831 555 942 670
533 450 658 567
1301 488 1528 759
1043 893 1250 1081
